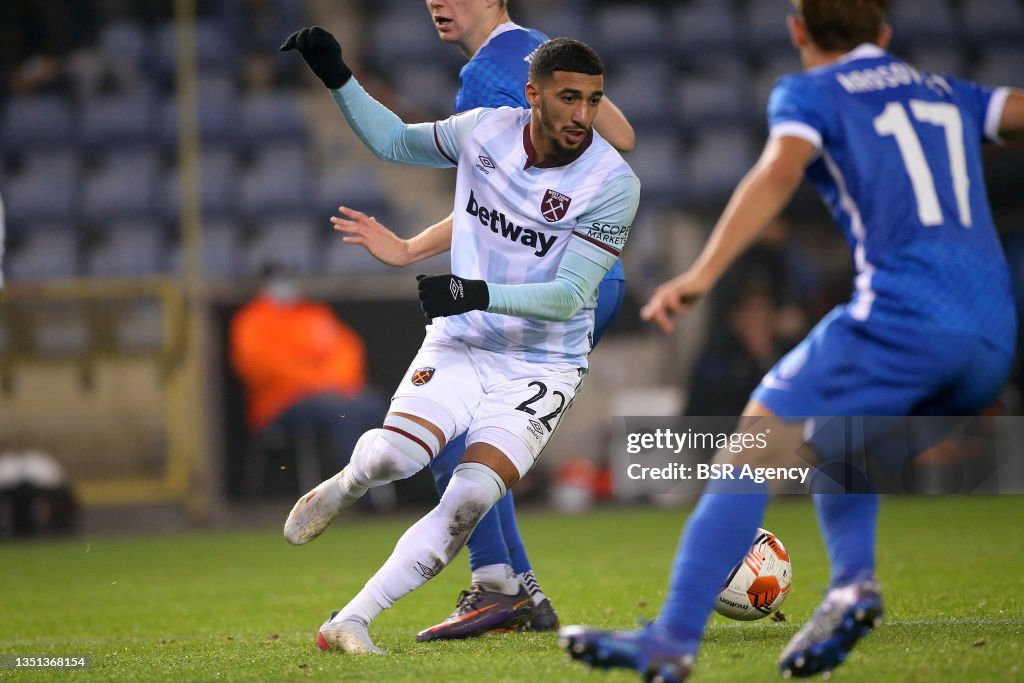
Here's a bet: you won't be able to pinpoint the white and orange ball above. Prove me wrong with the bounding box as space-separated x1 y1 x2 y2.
715 528 792 621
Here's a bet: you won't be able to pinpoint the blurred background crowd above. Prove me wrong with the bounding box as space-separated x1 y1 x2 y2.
1 0 1022 536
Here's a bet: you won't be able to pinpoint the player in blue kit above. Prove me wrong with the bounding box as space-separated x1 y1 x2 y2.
561 0 1024 680
332 0 635 641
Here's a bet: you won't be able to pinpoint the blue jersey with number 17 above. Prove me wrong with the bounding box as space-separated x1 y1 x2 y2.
768 44 1015 353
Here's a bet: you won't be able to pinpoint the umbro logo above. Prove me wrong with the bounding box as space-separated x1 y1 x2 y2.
475 155 495 175
449 277 464 300
414 561 439 579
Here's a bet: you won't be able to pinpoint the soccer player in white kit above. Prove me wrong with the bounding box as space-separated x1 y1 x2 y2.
280 28 640 654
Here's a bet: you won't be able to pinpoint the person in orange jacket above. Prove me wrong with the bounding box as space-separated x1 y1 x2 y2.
230 266 386 480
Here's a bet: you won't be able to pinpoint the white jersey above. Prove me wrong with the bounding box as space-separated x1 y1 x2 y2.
432 107 640 366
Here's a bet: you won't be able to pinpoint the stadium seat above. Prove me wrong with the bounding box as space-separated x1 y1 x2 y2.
905 48 964 78
518 4 590 42
79 92 157 151
238 144 311 218
312 166 391 226
604 61 677 132
4 224 80 282
202 220 243 278
84 220 168 277
166 219 243 278
751 53 803 120
1 95 74 151
242 216 320 276
238 91 307 147
160 147 239 221
742 0 795 55
81 150 161 223
688 126 758 202
367 9 452 72
320 232 395 276
391 64 460 117
887 0 959 46
962 0 1024 46
154 19 237 79
591 4 669 62
96 19 150 90
676 71 751 130
157 72 239 148
670 0 743 58
971 47 1024 89
624 131 685 208
3 151 80 225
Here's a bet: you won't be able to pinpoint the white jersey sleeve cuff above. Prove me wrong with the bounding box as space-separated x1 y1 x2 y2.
984 87 1010 144
769 121 823 150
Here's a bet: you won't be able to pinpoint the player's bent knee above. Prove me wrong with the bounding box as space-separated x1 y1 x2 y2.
452 461 507 504
350 415 442 486
432 465 504 558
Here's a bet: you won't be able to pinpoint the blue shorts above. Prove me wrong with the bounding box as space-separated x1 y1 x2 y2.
753 307 1013 464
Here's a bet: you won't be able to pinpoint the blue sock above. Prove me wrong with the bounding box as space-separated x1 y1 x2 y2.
657 479 769 643
496 492 532 574
813 493 878 588
428 432 511 571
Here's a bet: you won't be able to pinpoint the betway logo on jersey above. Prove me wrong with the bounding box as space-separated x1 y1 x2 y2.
466 190 557 257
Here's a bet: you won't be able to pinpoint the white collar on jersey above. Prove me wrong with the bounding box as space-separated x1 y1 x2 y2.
474 21 522 56
838 43 887 64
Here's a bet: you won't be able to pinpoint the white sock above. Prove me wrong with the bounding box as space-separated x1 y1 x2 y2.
472 563 519 595
518 570 548 606
336 474 495 625
335 466 368 505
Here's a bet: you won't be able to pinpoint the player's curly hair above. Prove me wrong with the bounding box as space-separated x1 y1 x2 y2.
790 0 889 52
528 37 603 83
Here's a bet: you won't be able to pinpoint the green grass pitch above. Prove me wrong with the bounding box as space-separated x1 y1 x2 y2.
1 496 1022 682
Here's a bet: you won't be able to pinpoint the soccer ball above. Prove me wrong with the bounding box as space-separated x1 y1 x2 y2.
714 528 792 621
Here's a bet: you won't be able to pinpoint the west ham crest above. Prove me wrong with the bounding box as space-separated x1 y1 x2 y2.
411 367 435 386
541 189 572 222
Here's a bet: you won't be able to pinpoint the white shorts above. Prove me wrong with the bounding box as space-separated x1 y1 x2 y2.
390 330 584 478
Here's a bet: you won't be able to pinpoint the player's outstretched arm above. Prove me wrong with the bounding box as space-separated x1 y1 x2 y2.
999 89 1024 143
283 26 471 168
332 208 453 267
641 135 816 334
594 96 636 154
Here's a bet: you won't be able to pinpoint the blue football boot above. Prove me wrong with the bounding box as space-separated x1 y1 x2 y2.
559 624 696 683
779 579 883 679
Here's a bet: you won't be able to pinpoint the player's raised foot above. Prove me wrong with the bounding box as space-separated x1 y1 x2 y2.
528 598 560 631
284 466 359 545
317 613 383 654
778 579 883 679
559 624 696 683
416 585 532 642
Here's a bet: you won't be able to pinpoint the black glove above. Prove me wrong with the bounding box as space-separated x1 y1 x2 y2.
417 274 489 319
280 26 352 89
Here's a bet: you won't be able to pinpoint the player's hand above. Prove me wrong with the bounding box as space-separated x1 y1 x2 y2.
280 26 352 89
416 274 489 320
332 206 411 267
640 271 712 334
